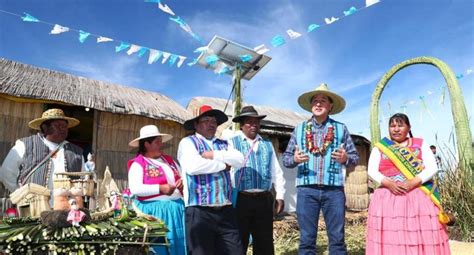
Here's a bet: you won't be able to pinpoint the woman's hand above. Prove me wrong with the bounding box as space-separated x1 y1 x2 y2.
401 177 422 192
381 177 406 195
159 184 176 196
175 179 183 193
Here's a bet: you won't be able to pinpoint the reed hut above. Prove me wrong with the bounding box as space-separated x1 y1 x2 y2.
187 97 372 211
0 58 191 198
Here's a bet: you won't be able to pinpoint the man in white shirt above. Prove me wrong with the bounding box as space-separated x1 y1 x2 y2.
1 108 85 192
177 104 244 255
228 105 286 255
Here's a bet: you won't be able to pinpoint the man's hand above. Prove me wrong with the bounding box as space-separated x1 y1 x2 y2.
401 177 422 192
275 199 285 215
381 178 406 195
159 184 176 196
201 151 214 160
294 145 309 163
331 143 347 164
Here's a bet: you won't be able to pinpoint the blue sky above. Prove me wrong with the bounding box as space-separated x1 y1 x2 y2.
0 0 473 149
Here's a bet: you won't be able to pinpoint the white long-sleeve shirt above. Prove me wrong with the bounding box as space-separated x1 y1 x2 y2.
228 131 286 200
367 140 438 184
0 138 85 192
128 156 182 201
177 133 245 206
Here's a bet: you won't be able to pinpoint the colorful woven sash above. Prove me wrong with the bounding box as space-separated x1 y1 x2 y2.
375 137 450 224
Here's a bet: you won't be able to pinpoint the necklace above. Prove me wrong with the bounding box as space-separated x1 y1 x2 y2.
305 122 334 155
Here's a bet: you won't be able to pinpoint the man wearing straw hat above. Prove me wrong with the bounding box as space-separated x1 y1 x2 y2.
177 104 245 255
229 105 286 255
282 84 359 255
1 108 84 192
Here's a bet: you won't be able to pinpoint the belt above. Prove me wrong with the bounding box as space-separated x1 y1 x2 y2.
239 191 272 197
305 184 344 190
198 205 231 211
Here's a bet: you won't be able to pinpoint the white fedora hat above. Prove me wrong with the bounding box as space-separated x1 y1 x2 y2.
297 83 346 114
128 125 172 147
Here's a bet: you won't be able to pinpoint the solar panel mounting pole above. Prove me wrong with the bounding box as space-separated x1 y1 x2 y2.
232 65 242 131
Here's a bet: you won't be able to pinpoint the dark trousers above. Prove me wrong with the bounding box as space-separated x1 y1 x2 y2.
236 191 274 255
185 205 243 255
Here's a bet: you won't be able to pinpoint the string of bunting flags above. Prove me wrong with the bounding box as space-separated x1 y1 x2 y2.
144 0 203 44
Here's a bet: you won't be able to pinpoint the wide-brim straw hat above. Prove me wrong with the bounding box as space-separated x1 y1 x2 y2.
232 105 266 123
28 108 80 130
297 83 346 114
183 104 228 130
128 125 172 147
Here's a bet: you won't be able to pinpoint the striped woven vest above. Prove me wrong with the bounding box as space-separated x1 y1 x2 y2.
19 134 83 187
185 135 232 206
231 135 273 191
295 118 345 186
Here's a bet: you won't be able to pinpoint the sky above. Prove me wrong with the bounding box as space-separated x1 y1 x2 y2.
0 0 473 151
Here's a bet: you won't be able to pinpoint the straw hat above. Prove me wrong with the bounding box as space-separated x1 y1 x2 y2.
28 108 80 130
232 105 266 123
128 125 172 147
297 83 346 114
183 105 228 130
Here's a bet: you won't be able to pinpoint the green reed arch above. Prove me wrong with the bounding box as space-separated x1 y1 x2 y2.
370 56 473 168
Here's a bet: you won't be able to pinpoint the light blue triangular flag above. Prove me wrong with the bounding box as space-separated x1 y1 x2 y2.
205 55 219 66
168 54 178 66
217 66 231 75
21 13 39 22
187 58 198 66
456 74 464 79
170 16 186 26
115 42 131 53
344 6 358 16
307 24 320 33
79 30 90 43
239 54 252 63
138 47 149 57
270 35 286 47
144 0 160 3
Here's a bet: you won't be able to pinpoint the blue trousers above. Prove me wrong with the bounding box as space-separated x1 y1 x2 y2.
296 185 347 255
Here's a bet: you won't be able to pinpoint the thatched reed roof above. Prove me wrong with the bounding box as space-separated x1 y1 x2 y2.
0 58 191 123
187 97 310 135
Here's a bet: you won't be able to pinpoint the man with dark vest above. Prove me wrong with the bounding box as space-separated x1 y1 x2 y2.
1 108 84 192
229 105 286 255
282 84 359 255
177 104 244 255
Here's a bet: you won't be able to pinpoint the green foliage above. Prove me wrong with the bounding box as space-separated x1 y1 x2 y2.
438 150 474 242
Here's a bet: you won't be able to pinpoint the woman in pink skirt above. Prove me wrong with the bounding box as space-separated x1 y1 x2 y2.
366 113 450 254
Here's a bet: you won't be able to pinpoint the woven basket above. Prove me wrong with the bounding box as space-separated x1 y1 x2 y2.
346 194 369 211
346 170 368 184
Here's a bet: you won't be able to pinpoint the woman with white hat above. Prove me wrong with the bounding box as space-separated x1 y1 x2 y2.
127 125 185 255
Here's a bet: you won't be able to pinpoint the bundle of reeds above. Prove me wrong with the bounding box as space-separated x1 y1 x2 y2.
0 210 169 254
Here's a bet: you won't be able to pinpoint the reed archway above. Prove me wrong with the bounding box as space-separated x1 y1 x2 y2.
370 56 473 168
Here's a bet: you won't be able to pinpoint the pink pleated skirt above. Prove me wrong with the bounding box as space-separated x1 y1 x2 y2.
366 187 451 255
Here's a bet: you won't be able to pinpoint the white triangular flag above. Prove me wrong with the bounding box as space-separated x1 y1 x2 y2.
286 29 302 40
161 52 171 64
366 0 380 7
158 3 175 16
97 36 113 43
127 45 141 55
148 49 161 64
325 17 339 24
177 56 187 67
50 24 69 35
254 44 270 54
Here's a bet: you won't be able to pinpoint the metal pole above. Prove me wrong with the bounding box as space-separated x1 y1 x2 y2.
232 65 242 131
